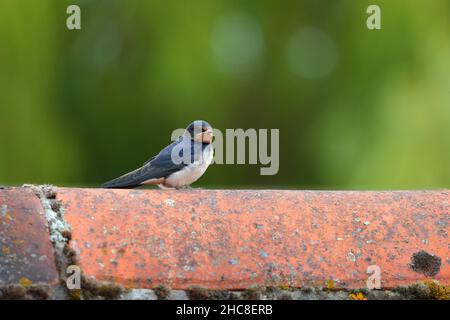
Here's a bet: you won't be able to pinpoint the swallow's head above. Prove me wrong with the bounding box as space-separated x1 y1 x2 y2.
185 120 213 144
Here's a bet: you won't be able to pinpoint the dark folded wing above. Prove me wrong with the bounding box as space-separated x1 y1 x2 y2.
102 138 187 189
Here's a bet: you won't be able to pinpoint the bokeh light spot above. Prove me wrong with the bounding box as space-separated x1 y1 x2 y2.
211 12 264 77
286 27 338 79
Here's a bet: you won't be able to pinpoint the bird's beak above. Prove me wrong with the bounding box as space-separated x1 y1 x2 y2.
195 128 213 143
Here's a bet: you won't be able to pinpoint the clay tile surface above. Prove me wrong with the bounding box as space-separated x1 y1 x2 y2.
58 188 449 290
0 187 59 286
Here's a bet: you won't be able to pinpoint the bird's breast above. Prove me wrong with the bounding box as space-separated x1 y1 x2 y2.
162 144 213 188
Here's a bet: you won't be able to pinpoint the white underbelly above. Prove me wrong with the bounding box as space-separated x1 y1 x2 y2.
162 145 213 188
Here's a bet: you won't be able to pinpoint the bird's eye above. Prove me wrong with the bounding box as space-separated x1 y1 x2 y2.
202 128 206 132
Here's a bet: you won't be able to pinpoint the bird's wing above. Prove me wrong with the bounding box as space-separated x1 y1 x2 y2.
102 138 188 189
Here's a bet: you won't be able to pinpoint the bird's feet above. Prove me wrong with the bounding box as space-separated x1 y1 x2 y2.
175 185 202 190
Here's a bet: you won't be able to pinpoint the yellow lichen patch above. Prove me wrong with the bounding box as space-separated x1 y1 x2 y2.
19 277 33 287
349 292 367 300
69 289 82 300
325 279 336 291
12 239 25 246
423 280 450 300
1 213 13 223
278 284 291 291
2 246 11 255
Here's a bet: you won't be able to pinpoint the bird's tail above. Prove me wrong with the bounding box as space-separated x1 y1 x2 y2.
101 167 147 189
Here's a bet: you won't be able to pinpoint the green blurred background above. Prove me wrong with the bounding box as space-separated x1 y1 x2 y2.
0 0 448 189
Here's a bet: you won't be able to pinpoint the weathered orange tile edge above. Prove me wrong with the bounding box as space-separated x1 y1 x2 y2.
57 188 449 290
0 187 59 286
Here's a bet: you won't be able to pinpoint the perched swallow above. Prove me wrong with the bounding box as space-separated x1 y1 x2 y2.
102 120 214 189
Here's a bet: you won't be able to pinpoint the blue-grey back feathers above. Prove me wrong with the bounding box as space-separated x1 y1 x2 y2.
102 137 207 188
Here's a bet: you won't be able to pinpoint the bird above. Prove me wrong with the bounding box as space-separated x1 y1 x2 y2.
102 120 214 189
